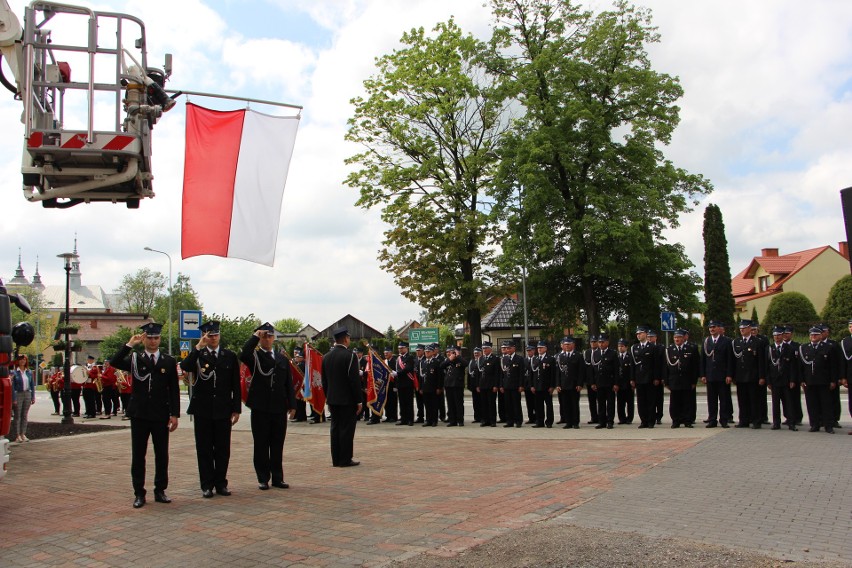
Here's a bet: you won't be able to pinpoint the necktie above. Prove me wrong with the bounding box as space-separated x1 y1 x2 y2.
209 349 217 360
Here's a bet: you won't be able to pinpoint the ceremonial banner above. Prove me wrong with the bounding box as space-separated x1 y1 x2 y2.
239 362 251 403
288 356 304 401
367 349 391 417
303 344 326 415
181 103 300 266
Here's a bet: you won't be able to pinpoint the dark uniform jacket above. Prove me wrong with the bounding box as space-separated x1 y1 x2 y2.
583 348 597 386
593 348 619 389
479 352 501 390
395 353 417 389
321 344 362 405
630 342 658 385
180 346 241 419
441 355 467 388
239 336 296 413
556 350 583 390
767 341 799 387
420 356 443 393
617 351 633 388
467 357 481 391
502 353 524 389
798 341 838 386
532 353 556 391
664 343 699 390
732 336 765 383
700 335 735 382
111 346 180 421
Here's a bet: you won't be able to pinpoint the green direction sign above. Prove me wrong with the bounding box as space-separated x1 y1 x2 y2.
409 327 439 344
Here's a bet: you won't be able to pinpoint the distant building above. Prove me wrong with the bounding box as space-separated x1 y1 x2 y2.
53 311 152 362
731 242 850 320
480 296 547 348
313 315 384 343
395 320 422 340
277 324 320 344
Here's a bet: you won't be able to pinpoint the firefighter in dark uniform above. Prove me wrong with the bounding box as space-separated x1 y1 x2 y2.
321 326 363 467
819 324 842 428
468 347 483 423
631 326 658 429
355 348 370 421
841 319 852 433
478 342 500 427
751 322 770 424
782 325 804 426
616 339 634 424
591 334 619 429
240 322 297 488
767 325 800 431
556 337 583 429
441 346 467 426
681 330 700 425
501 340 524 427
414 345 426 423
664 329 698 427
799 326 838 433
291 348 308 422
700 320 735 428
583 336 600 424
647 330 665 425
110 322 180 509
419 344 443 427
732 320 766 428
531 340 555 428
394 342 417 426
180 321 241 498
383 346 399 423
523 344 538 425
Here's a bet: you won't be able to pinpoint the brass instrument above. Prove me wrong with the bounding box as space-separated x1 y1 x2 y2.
93 365 103 393
115 369 130 390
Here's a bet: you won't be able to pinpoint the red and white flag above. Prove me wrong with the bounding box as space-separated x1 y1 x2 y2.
181 103 300 266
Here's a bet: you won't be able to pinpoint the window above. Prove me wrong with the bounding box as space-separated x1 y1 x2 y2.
758 275 771 292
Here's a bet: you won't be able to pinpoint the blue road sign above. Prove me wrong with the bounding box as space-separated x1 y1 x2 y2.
660 311 676 332
180 310 203 339
180 341 190 352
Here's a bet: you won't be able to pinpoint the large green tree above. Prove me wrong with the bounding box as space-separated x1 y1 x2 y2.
702 203 735 327
273 317 304 334
490 0 710 334
115 268 166 314
345 19 508 348
151 273 203 325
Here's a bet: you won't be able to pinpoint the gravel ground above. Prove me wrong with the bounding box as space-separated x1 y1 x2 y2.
391 523 847 568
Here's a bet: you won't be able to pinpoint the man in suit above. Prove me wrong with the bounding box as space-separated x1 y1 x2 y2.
782 325 804 426
616 339 634 424
591 334 619 429
468 347 483 423
240 322 297 489
583 336 600 424
501 340 524 428
767 325 799 431
732 320 766 428
393 342 417 426
631 326 659 429
665 329 699 428
321 326 362 466
477 342 500 427
799 326 838 433
556 337 583 429
180 321 241 498
523 344 538 425
531 340 556 428
110 322 180 509
700 320 735 428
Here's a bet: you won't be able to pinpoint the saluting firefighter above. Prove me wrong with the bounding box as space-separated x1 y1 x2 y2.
767 325 800 431
180 321 241 498
110 322 180 509
664 329 699 428
240 322 297 489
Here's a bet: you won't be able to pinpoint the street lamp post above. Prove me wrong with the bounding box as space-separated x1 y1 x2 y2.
57 252 77 425
143 247 172 355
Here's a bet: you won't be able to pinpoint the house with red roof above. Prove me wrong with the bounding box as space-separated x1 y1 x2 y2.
731 242 850 320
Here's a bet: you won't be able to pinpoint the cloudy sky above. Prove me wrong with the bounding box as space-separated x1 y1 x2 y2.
1 0 850 333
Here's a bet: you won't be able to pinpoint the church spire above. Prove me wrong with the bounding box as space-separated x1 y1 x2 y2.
69 233 82 290
32 256 45 291
9 248 30 286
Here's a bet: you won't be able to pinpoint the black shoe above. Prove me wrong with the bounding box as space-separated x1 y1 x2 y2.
516 423 522 428
770 424 780 430
720 422 730 428
595 424 605 429
422 423 431 427
606 424 613 429
825 427 834 434
573 424 580 429
415 418 424 423
545 424 552 428
525 420 536 424
703 418 710 423
556 420 565 424
395 422 408 426
258 482 269 490
458 422 464 427
638 423 647 429
367 419 380 425
685 423 693 428
789 425 798 431
271 481 290 488
154 491 171 504
202 489 214 499
503 423 514 428
562 424 571 429
705 422 717 428
532 424 545 428
671 424 679 429
734 423 747 428
751 424 761 429
808 426 820 432
216 487 231 496
656 419 662 425
480 422 490 427
447 422 458 427
133 496 145 509
587 420 597 424
339 460 360 467
617 421 628 425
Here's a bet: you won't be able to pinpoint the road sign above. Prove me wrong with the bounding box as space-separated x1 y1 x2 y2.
408 327 439 344
180 341 190 351
180 310 202 339
660 311 676 332
180 350 189 359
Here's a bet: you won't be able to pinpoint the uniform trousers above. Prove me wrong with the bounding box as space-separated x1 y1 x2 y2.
384 388 398 421
82 388 97 417
770 383 791 426
503 389 523 426
414 389 425 421
595 388 615 426
654 382 665 421
735 382 760 426
586 388 598 422
49 389 61 413
524 390 537 423
119 393 131 414
437 390 446 421
669 389 691 426
481 389 497 426
70 388 81 415
470 389 482 422
757 383 769 423
422 392 439 426
831 385 841 423
804 384 833 430
193 415 233 490
557 389 567 422
130 417 170 497
329 403 358 466
784 384 803 424
617 385 634 423
250 410 287 483
445 386 464 425
635 383 655 426
534 390 554 427
397 386 415 425
706 381 733 424
294 399 307 421
562 388 581 426
101 386 118 416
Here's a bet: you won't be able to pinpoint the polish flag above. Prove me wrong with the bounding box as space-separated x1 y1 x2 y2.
181 103 300 266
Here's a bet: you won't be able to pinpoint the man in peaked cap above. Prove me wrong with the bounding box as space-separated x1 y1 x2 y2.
291 348 308 422
394 341 417 426
616 338 634 424
240 322 297 488
647 329 666 425
180 320 241 498
477 341 501 427
732 320 765 428
556 337 583 429
468 346 483 423
800 326 837 433
110 322 180 508
531 340 556 428
631 326 658 429
523 343 538 425
664 329 699 428
767 325 799 431
583 335 600 424
501 339 524 427
413 344 426 423
322 326 362 466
